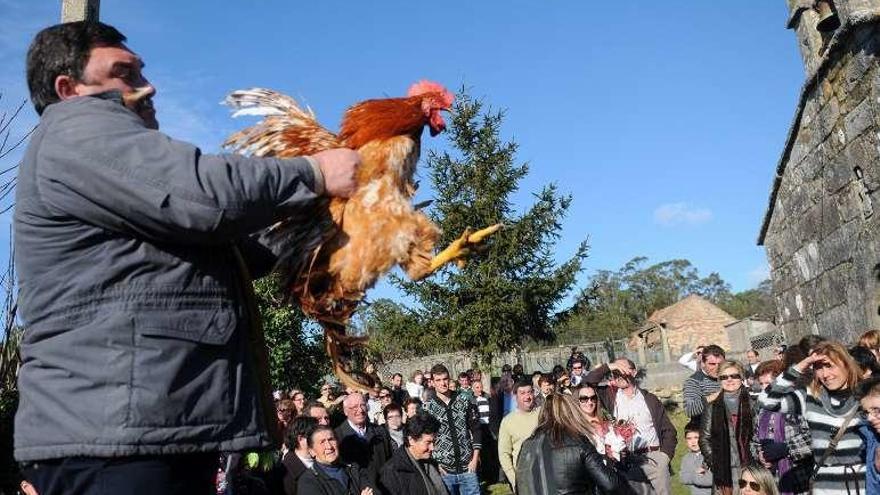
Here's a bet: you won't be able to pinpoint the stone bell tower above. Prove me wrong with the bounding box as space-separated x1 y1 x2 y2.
759 0 880 343
61 0 100 22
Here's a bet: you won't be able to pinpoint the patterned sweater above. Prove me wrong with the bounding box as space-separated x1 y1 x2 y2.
424 391 483 473
758 366 865 495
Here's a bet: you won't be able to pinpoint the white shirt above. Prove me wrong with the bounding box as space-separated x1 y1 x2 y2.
296 452 314 469
405 382 424 400
614 388 659 450
347 419 367 437
678 351 698 372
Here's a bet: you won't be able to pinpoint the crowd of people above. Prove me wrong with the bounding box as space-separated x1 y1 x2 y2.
227 333 880 495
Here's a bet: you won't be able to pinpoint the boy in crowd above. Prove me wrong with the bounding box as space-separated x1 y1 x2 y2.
679 425 712 495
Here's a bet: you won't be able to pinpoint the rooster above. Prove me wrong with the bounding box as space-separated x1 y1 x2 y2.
224 81 500 390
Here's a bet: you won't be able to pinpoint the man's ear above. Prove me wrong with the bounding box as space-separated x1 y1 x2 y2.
54 74 81 101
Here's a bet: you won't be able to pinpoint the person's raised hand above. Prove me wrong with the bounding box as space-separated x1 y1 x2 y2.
311 148 361 198
794 352 826 374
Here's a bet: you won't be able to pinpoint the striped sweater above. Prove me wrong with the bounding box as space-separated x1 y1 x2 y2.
683 369 720 419
758 366 865 495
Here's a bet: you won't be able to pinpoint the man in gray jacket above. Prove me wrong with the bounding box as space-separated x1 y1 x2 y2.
15 21 359 494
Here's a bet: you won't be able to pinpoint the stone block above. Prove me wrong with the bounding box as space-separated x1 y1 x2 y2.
844 96 874 142
843 49 874 97
815 262 851 311
794 204 823 244
818 220 859 270
824 150 854 194
843 131 880 189
816 302 850 336
834 187 863 223
792 242 821 282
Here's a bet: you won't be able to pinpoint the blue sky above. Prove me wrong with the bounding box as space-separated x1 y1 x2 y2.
0 1 804 305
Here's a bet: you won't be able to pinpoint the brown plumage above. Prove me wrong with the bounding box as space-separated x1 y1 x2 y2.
224 82 499 390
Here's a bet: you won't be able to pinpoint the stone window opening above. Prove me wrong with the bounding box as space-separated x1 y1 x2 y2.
854 166 874 219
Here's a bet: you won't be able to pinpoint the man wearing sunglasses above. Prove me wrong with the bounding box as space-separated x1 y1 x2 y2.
569 358 587 387
586 358 677 495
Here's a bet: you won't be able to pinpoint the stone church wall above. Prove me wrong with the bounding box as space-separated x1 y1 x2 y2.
762 5 880 344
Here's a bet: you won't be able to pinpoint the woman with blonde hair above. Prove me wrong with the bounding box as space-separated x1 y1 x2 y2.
700 361 753 495
515 394 631 495
759 341 866 495
737 464 779 495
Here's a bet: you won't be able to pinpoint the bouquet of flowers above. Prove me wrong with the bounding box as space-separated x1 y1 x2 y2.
603 419 638 461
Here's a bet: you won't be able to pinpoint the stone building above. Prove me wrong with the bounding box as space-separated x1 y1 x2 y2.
759 0 880 344
629 294 737 363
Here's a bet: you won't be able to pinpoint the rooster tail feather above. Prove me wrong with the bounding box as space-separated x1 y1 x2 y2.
223 88 341 157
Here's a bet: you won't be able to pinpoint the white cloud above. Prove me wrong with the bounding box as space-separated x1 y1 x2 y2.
653 202 713 227
747 263 771 286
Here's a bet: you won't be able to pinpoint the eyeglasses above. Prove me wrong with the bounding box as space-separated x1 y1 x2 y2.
738 479 761 491
719 373 742 381
386 414 402 419
572 366 583 370
862 407 880 419
379 394 391 399
578 395 598 403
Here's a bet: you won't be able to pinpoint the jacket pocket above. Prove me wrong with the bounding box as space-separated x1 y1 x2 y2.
127 306 237 427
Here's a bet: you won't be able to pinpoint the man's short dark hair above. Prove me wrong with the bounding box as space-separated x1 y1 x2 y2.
701 344 726 362
684 423 701 435
392 372 403 380
430 364 449 377
458 371 470 380
286 416 318 449
26 21 127 115
383 402 403 420
404 411 440 443
513 379 533 394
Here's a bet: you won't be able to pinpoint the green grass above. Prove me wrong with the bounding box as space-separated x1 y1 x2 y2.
485 409 692 495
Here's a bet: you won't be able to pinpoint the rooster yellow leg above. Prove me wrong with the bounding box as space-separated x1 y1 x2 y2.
428 223 503 273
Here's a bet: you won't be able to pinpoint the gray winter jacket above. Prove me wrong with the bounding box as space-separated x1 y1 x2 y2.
13 93 324 461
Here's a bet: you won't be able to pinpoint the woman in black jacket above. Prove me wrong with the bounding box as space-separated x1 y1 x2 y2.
298 426 374 495
516 394 633 495
699 361 754 495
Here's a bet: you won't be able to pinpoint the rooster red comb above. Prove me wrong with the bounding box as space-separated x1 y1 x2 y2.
407 80 454 108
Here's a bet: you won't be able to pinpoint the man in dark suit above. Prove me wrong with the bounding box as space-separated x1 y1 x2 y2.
282 416 318 495
334 393 391 485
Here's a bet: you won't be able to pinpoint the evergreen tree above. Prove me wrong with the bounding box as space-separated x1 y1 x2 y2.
366 89 588 363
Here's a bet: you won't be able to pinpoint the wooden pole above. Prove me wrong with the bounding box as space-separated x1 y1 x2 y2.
61 0 100 23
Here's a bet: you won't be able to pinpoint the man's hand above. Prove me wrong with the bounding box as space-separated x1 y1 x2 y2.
311 148 361 198
467 452 480 473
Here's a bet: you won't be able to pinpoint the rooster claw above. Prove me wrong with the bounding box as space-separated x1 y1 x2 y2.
429 223 503 272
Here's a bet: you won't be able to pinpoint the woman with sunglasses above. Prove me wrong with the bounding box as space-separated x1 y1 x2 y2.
699 361 754 495
737 464 779 495
759 341 865 495
576 384 610 452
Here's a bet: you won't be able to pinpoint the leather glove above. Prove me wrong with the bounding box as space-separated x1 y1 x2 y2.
760 439 789 462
